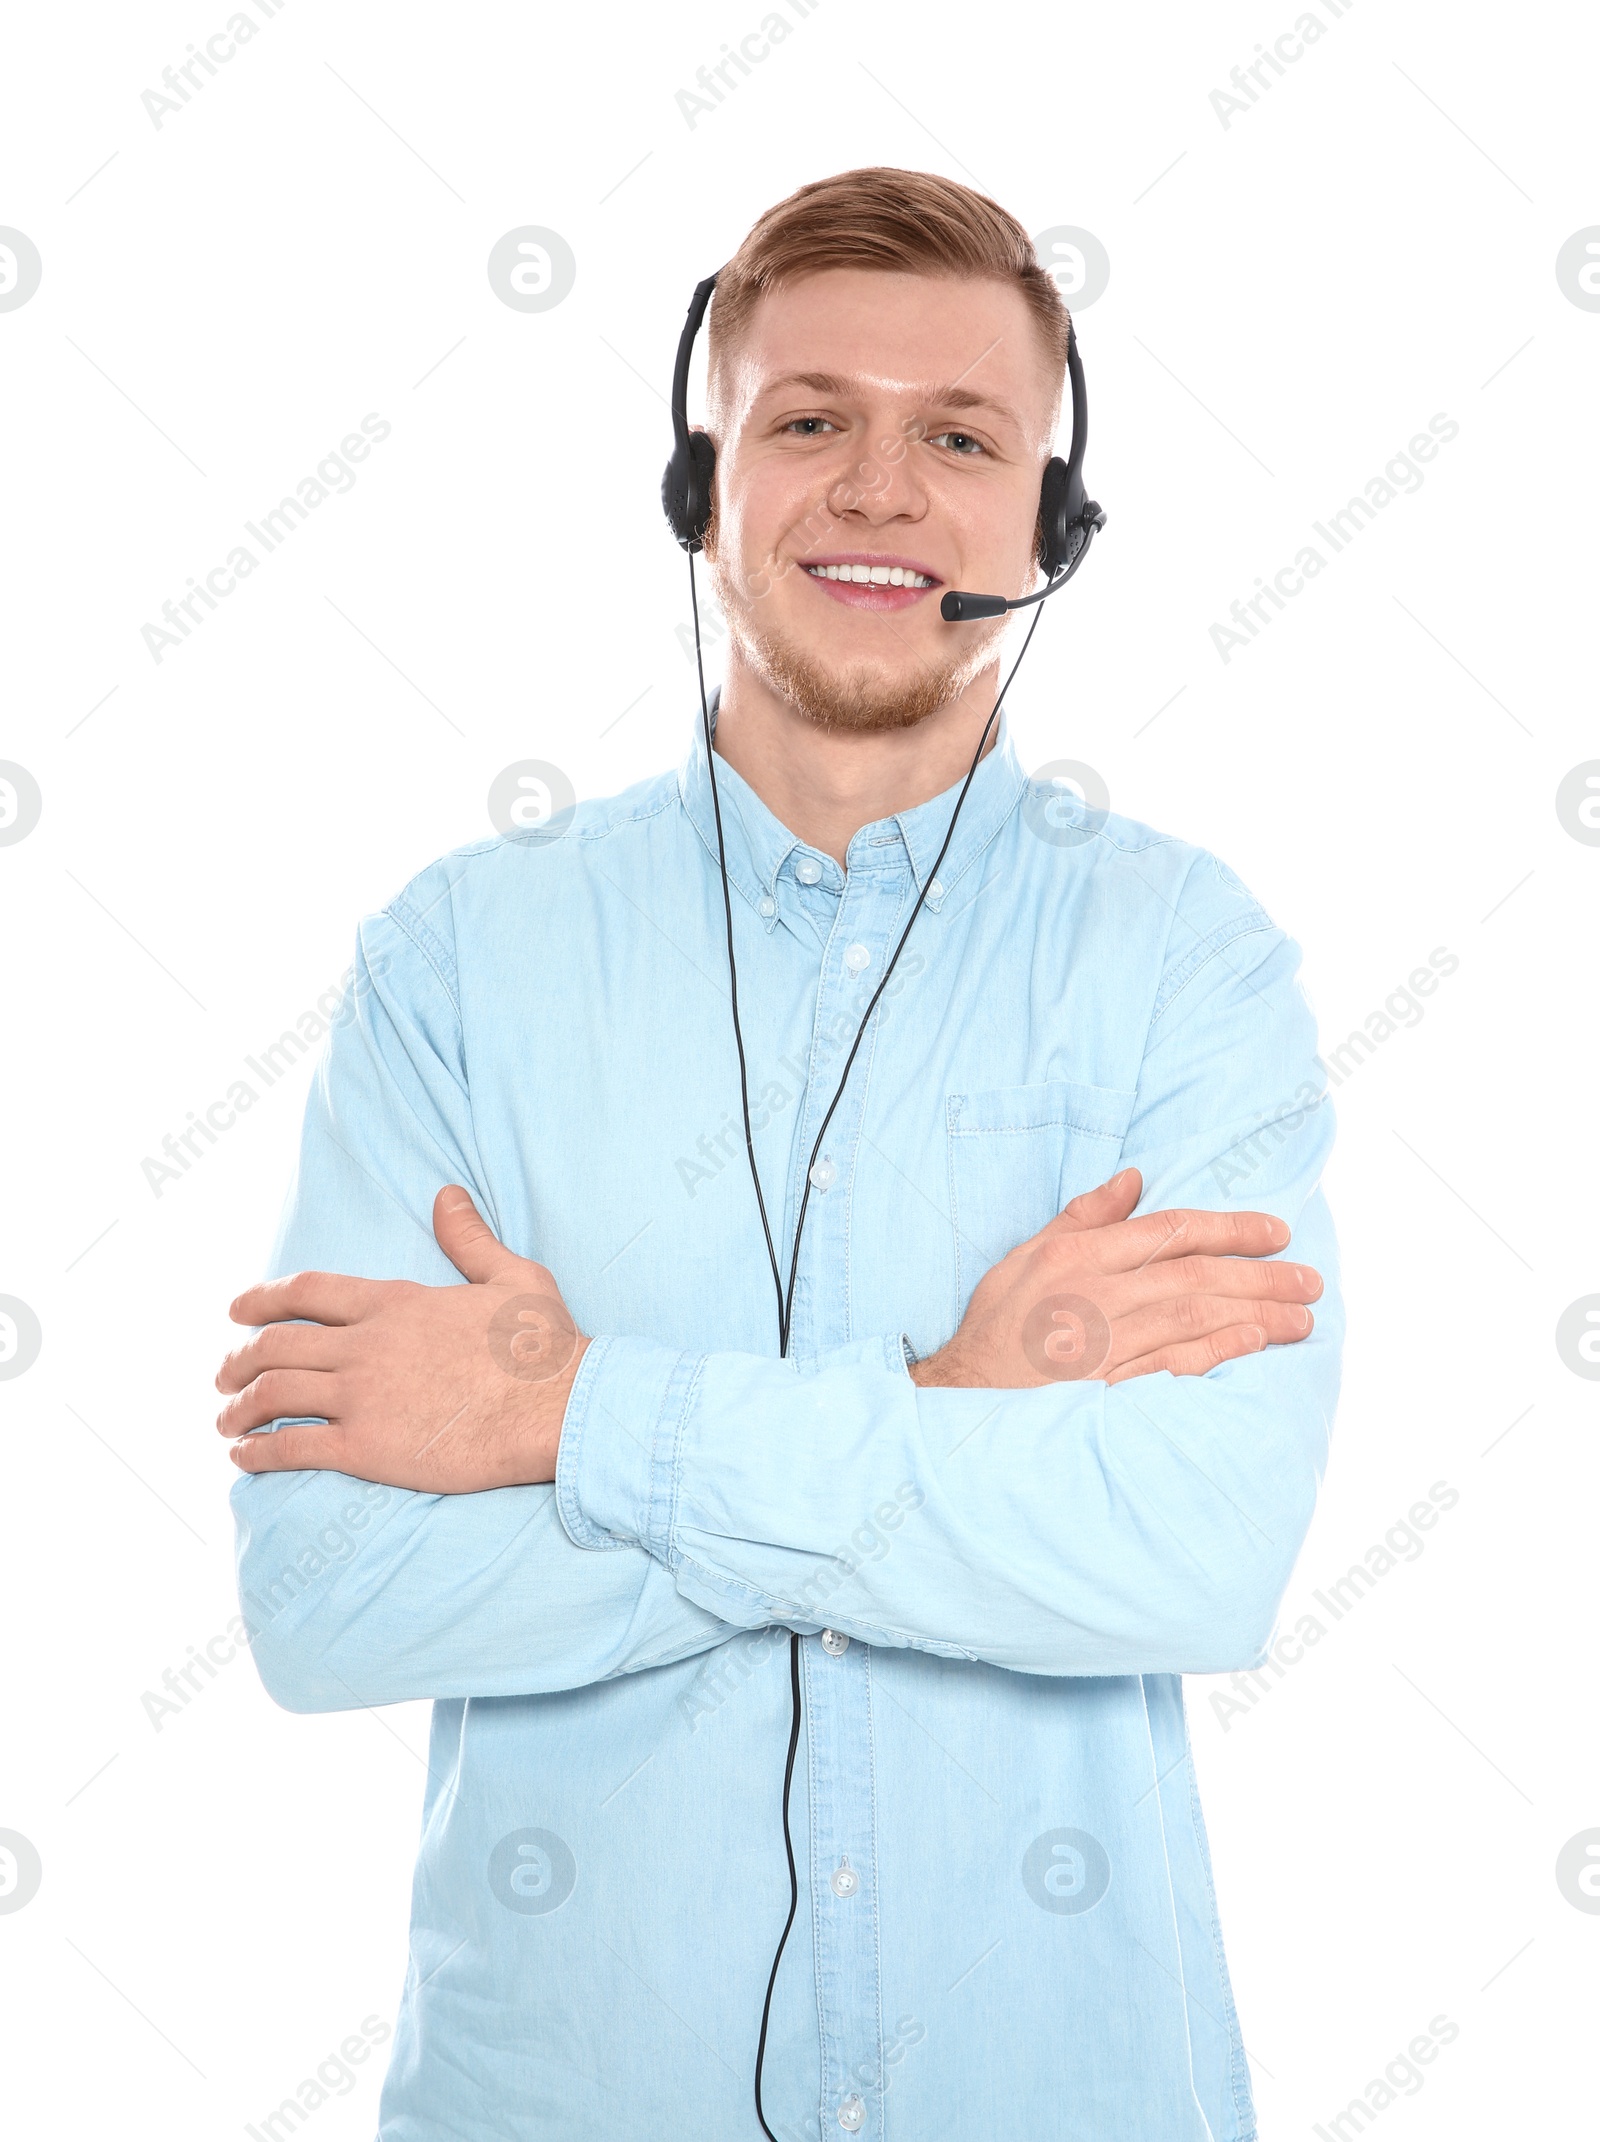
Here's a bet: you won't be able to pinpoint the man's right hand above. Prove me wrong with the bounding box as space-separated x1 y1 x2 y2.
910 1168 1322 1389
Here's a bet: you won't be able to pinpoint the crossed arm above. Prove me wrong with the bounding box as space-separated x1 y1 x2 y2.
219 1176 1321 1487
219 889 1341 1710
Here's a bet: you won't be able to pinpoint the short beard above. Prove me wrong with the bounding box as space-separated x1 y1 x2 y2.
709 552 997 737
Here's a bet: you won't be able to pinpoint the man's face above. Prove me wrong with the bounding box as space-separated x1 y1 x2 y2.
703 268 1062 734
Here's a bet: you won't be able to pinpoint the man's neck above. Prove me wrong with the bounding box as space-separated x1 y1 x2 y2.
710 650 1005 866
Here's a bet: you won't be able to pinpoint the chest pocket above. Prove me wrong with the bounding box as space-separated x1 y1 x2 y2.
946 1078 1138 1314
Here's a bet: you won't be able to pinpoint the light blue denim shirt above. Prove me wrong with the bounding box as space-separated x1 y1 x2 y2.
232 692 1342 2141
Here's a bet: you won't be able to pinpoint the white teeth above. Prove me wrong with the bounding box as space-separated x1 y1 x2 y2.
805 562 933 588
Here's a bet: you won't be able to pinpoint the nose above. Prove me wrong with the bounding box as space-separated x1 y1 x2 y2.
824 427 928 527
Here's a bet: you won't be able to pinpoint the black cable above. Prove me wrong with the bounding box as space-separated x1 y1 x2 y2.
685 551 1052 2137
690 561 789 1346
778 596 1053 1343
751 1627 804 2140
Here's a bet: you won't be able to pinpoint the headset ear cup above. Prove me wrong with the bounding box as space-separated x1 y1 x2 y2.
1054 521 1087 577
661 431 718 551
1036 456 1072 575
685 431 716 549
660 451 685 545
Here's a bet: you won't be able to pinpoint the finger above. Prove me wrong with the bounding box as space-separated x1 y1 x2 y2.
1108 1294 1312 1367
215 1321 342 1395
1113 1256 1323 1314
216 1370 337 1439
1104 1323 1270 1384
1084 1206 1292 1277
433 1185 531 1286
1055 1167 1142 1233
230 1270 375 1329
229 1423 343 1474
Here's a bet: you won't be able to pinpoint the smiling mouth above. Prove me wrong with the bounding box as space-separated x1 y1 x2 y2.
798 557 943 611
803 561 938 588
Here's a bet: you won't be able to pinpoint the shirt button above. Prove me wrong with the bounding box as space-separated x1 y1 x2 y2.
838 2095 866 2132
821 1628 849 1655
794 856 823 885
809 1157 837 1192
927 876 945 905
758 895 777 919
843 942 871 973
830 1855 860 1898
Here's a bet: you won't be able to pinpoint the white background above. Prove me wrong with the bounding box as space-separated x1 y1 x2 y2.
2 0 1596 2134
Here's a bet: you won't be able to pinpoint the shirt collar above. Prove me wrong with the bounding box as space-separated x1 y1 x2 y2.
676 684 1028 916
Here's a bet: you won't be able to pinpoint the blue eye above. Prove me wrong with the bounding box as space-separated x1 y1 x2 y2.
929 430 985 455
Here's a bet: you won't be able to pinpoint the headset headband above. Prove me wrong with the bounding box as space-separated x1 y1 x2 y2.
661 266 1102 586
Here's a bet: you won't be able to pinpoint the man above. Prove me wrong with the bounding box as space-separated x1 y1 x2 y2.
218 168 1340 2140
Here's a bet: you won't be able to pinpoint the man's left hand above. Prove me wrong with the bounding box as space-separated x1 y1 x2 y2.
217 1188 589 1491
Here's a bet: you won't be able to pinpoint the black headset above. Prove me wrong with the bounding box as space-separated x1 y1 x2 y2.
661 264 1104 2139
662 268 1105 613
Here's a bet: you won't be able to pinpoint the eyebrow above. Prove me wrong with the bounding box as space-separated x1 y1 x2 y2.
760 371 1024 430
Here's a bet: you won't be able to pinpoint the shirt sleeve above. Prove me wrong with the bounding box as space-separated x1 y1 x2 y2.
554 851 1344 1678
229 866 742 1714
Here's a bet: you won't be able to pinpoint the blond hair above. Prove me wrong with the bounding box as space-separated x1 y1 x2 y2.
707 166 1070 406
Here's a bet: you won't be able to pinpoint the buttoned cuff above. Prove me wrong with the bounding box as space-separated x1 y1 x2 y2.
555 1331 915 1558
554 1333 698 1556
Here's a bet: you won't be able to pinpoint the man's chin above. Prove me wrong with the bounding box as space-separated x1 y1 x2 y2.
727 614 988 736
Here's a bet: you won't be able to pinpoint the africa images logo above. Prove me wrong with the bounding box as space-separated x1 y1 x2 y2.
488 1830 577 1915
